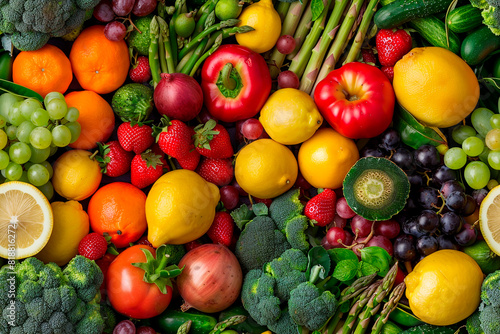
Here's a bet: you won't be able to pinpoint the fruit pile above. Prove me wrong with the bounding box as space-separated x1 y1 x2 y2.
0 0 500 333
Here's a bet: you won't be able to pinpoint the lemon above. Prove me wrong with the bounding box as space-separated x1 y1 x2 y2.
0 181 53 259
259 88 323 145
479 184 500 256
405 249 483 326
52 149 102 201
298 128 359 189
235 0 281 53
146 169 220 246
36 201 89 266
235 138 298 199
393 47 480 128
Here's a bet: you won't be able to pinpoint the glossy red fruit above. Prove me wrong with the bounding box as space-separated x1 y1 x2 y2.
304 189 337 226
207 212 234 247
129 56 152 83
131 150 164 189
194 120 234 159
376 29 412 66
78 233 108 260
95 141 134 177
117 122 154 155
197 157 234 186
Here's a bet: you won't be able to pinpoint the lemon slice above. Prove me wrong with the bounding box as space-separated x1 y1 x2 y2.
0 181 53 259
479 185 500 256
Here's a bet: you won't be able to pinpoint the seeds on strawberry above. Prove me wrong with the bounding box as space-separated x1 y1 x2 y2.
131 149 164 189
304 188 337 227
117 122 154 155
193 119 234 159
78 232 108 260
376 28 412 67
94 141 134 177
129 56 152 83
157 119 196 159
196 157 234 186
207 212 234 247
381 66 394 83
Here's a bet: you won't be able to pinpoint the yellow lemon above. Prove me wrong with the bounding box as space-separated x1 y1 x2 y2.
405 249 483 326
393 47 479 128
235 0 281 53
479 184 500 255
260 88 323 145
0 181 53 259
52 149 102 201
146 169 220 246
298 128 359 189
36 201 89 266
235 138 298 199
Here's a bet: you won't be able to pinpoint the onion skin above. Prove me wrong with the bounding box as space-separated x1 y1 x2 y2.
154 72 204 122
177 244 243 313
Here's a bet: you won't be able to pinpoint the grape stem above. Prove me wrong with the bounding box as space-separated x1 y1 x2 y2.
340 221 375 249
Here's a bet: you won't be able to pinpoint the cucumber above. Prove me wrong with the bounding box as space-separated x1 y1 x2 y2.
154 310 218 334
374 0 453 29
400 324 457 334
461 25 500 65
409 16 461 54
447 4 483 33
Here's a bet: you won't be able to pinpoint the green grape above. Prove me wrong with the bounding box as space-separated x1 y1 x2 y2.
15 120 36 143
49 145 58 157
40 160 53 179
23 161 33 171
7 101 26 126
20 98 43 120
452 125 476 145
489 150 500 170
485 129 500 150
462 136 485 157
44 92 65 106
30 108 50 127
0 173 4 183
27 164 50 186
66 121 81 144
18 171 29 183
65 107 79 122
29 145 50 163
471 108 494 137
0 92 23 120
489 179 499 190
479 146 491 164
5 125 17 140
444 147 467 170
4 162 22 181
52 125 71 147
46 98 68 120
464 161 490 190
37 181 54 201
9 142 31 164
490 114 500 129
0 150 9 169
0 129 6 150
0 114 7 128
29 127 52 150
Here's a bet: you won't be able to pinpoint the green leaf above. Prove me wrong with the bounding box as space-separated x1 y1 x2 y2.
332 260 358 282
252 202 268 216
0 79 43 103
311 0 325 21
359 246 392 277
328 248 359 264
230 204 255 230
307 246 331 280
358 261 379 277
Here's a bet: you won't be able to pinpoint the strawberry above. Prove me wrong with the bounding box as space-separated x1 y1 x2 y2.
185 239 203 252
95 253 117 296
149 142 170 170
376 28 412 67
94 141 134 177
157 119 196 158
78 233 108 260
117 122 154 155
193 119 234 158
304 189 337 227
129 56 152 83
207 212 234 247
381 66 394 83
196 157 234 186
177 148 201 170
131 149 164 189
136 235 154 247
361 48 377 65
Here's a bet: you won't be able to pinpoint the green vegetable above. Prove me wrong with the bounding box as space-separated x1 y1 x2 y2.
218 306 268 333
388 304 423 327
481 270 500 307
461 25 500 65
374 0 453 29
409 15 461 54
466 311 484 334
469 0 500 36
128 15 154 56
111 83 154 123
154 309 218 334
284 215 310 252
479 303 500 334
269 188 304 231
464 240 500 275
447 4 483 33
399 324 456 334
0 51 12 81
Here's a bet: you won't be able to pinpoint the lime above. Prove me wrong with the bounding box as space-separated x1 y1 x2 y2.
463 240 500 275
174 13 196 38
215 0 243 20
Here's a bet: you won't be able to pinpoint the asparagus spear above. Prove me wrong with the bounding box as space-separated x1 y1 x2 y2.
179 10 217 60
370 282 406 334
190 33 223 76
343 0 378 64
176 320 192 334
148 16 161 87
176 49 195 72
157 16 173 74
209 315 247 334
276 1 292 23
195 0 218 33
169 0 186 66
286 2 313 60
180 37 209 75
341 280 382 334
203 25 255 53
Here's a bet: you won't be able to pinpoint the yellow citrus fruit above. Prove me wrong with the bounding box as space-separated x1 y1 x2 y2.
146 169 220 246
0 181 53 259
405 249 483 326
259 88 323 145
36 201 89 266
52 149 102 201
235 0 281 53
393 47 480 128
298 128 359 189
235 138 298 199
479 184 500 255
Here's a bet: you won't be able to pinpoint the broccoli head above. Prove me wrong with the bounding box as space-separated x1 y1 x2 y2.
481 271 500 307
470 0 500 35
75 303 105 334
479 304 500 334
17 279 43 303
284 215 310 252
269 188 304 231
288 281 338 331
63 255 103 302
466 310 483 334
267 309 298 334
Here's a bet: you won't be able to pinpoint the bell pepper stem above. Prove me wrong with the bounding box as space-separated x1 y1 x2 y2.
221 63 237 90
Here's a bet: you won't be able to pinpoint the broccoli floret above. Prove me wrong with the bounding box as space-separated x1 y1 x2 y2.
235 215 291 272
60 284 78 313
15 257 44 281
52 8 86 37
10 31 50 51
127 15 154 56
100 303 117 334
9 326 24 334
479 304 500 334
43 287 61 311
75 0 100 9
63 255 103 302
269 189 304 231
23 316 41 332
241 269 282 327
74 303 105 334
67 299 87 324
24 297 51 323
111 83 154 123
267 309 298 334
481 271 500 307
2 301 27 327
471 0 490 9
284 215 310 252
467 311 485 334
39 262 65 288
48 311 70 331
17 279 43 303
41 322 54 333
482 6 500 35
288 281 338 331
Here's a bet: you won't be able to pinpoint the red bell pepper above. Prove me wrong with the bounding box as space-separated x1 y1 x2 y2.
200 44 271 123
313 62 395 139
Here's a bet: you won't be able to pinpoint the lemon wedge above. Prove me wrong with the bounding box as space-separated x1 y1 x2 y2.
479 185 500 256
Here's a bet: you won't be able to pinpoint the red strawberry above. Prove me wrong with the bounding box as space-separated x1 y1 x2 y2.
94 141 134 177
196 157 234 186
129 56 152 83
361 48 377 65
185 239 203 252
381 66 394 83
136 236 154 247
131 149 164 189
96 253 117 295
304 189 337 227
150 142 170 170
177 148 201 170
78 233 108 260
376 28 412 67
157 119 197 159
193 119 234 158
207 212 234 247
117 122 154 154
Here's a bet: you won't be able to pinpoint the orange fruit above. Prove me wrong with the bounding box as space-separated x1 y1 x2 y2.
70 25 130 94
88 182 147 248
65 90 115 150
12 44 72 98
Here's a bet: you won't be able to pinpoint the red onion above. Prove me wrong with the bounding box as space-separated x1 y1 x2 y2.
153 73 204 121
176 243 242 313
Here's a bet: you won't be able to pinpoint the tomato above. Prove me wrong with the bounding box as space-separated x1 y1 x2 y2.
106 245 181 319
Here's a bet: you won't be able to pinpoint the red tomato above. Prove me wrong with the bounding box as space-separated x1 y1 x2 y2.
106 245 174 319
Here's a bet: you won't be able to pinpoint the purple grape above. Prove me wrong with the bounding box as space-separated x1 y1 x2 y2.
391 147 415 172
378 128 400 152
432 165 457 186
360 146 385 158
94 0 115 22
439 211 463 235
132 0 157 16
414 144 441 171
394 234 417 262
112 0 135 16
416 210 439 233
445 190 467 212
276 35 296 55
455 224 478 246
104 21 127 41
113 320 136 334
440 180 465 198
277 71 299 89
418 187 442 209
416 235 438 256
437 235 459 250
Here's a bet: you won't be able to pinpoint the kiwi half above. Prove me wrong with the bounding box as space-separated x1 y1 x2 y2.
342 157 410 221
